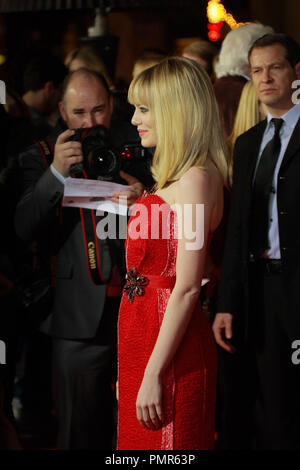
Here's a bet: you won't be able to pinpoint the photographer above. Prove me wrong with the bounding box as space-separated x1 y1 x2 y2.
14 68 152 450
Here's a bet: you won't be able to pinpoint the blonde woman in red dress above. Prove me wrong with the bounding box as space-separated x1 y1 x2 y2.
117 57 228 450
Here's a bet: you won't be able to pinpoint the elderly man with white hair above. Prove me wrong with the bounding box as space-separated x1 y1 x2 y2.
213 22 273 138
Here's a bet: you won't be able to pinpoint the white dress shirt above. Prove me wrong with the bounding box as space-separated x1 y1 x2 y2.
255 102 300 259
50 164 69 185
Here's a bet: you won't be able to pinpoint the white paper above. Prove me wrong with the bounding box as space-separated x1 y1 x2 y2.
62 178 131 215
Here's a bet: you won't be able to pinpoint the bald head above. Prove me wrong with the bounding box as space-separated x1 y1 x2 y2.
62 68 110 99
59 68 113 129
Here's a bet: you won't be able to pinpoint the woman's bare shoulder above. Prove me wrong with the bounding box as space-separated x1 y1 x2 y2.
173 167 209 205
180 166 209 185
179 165 221 192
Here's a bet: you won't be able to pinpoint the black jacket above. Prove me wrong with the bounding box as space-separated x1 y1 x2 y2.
217 117 300 341
15 118 152 339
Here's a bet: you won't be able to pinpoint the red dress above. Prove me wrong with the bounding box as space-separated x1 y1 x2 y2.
117 193 217 450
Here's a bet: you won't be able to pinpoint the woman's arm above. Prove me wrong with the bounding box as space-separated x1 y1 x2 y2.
136 167 219 430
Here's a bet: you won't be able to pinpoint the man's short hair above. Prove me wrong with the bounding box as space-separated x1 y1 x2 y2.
23 54 68 93
249 33 300 67
61 68 110 102
215 23 274 78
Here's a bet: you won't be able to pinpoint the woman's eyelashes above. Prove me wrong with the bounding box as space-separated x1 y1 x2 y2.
139 106 149 113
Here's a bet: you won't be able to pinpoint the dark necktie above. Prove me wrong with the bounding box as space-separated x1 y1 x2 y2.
250 118 284 259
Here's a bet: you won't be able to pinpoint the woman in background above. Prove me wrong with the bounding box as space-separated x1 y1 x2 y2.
117 57 228 450
227 80 266 183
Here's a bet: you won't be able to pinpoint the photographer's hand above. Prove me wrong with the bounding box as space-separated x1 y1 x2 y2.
53 129 83 178
110 170 144 207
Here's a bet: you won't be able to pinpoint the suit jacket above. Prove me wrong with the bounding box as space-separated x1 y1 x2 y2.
217 116 300 341
14 122 111 340
14 117 154 340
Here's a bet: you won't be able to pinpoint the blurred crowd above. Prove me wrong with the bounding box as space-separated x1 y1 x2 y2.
0 19 299 450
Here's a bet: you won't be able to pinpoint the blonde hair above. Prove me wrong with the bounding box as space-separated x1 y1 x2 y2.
64 46 112 86
228 80 260 183
128 57 228 189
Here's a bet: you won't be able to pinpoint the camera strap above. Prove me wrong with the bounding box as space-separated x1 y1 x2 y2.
35 138 113 286
71 169 112 285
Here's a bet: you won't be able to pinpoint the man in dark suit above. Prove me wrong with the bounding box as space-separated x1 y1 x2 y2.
14 68 147 449
213 33 300 449
213 23 273 138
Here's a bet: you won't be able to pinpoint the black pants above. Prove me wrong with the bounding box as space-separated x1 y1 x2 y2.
249 263 300 449
215 344 257 449
52 297 119 450
215 314 257 450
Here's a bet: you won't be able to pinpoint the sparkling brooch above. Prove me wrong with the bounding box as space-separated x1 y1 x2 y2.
123 267 149 303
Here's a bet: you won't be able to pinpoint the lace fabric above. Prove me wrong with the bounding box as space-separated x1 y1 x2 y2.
117 193 217 450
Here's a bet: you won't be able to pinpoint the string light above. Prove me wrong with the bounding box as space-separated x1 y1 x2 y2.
207 0 225 23
207 0 247 41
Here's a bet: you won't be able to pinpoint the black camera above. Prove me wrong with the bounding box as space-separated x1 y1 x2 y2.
68 125 153 187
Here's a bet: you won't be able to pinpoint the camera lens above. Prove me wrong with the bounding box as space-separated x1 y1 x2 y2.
88 147 119 181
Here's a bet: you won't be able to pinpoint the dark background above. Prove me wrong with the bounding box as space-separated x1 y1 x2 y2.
0 0 297 87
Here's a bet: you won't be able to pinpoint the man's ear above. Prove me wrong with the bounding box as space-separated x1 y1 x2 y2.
295 62 300 79
59 100 67 121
